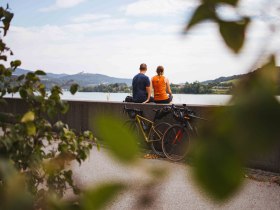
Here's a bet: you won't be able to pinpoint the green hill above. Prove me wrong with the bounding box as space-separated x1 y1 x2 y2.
13 68 132 90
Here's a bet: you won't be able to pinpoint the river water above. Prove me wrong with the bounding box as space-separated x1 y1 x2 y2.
6 91 280 105
6 91 232 105
57 92 232 105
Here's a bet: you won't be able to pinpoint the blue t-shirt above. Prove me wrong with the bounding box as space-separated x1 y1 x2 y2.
132 73 150 103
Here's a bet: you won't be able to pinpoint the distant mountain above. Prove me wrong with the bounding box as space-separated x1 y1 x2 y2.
58 72 132 86
12 68 132 89
201 74 245 84
14 68 68 79
202 67 280 84
13 68 31 75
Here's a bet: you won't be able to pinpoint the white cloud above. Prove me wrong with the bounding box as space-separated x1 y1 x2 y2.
40 0 86 12
123 0 198 17
133 22 160 31
72 14 111 23
6 0 279 83
6 21 267 83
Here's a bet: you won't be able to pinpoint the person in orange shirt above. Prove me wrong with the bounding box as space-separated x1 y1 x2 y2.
151 66 173 104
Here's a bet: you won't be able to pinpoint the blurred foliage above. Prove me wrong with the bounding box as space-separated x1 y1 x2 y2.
186 0 280 201
96 114 139 164
80 183 126 210
0 5 97 210
186 0 249 53
1 0 280 209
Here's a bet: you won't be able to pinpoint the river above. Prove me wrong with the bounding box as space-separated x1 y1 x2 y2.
62 92 234 105
6 91 232 105
6 91 280 105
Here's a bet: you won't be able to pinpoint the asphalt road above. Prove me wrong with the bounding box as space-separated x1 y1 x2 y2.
71 146 280 210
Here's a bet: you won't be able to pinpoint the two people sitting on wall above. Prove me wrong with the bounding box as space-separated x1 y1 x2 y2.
125 63 172 104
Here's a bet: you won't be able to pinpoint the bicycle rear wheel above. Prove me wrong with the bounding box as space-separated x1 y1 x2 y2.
162 124 190 161
149 122 170 157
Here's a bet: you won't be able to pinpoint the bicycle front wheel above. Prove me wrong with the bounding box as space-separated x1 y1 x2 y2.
123 119 140 140
162 124 190 161
123 119 148 149
149 122 170 157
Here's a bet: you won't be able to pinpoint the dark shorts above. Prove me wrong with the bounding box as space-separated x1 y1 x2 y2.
154 95 173 104
134 96 154 103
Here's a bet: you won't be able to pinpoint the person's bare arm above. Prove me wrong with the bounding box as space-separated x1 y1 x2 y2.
166 78 172 96
143 85 152 103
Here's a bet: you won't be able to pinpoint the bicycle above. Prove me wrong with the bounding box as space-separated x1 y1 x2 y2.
161 104 206 161
123 105 171 156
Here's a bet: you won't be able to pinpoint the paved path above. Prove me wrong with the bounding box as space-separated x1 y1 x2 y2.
71 147 280 210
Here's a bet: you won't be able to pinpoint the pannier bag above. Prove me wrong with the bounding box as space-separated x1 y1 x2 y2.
124 96 134 102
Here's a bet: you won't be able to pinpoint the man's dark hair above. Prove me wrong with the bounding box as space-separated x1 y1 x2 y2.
139 63 147 71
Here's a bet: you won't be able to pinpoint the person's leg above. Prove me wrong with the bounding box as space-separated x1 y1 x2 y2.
168 95 173 103
154 99 170 104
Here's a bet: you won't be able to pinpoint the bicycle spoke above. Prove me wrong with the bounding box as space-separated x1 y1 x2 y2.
149 122 170 157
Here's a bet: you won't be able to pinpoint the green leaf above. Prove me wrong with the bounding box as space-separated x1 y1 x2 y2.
21 111 35 123
192 55 280 201
26 72 36 80
10 60 21 68
0 89 6 97
4 69 12 76
26 122 36 136
96 115 139 164
186 3 216 31
81 183 126 210
0 98 7 105
229 55 280 154
17 74 25 81
193 130 244 200
0 55 7 61
0 112 15 123
19 88 28 99
60 101 69 114
34 70 46 76
70 83 79 95
218 17 250 53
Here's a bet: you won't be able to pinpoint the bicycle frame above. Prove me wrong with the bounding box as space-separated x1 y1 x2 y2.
135 114 162 143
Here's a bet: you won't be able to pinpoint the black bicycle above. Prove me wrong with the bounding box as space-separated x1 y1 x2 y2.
161 104 206 161
123 105 171 156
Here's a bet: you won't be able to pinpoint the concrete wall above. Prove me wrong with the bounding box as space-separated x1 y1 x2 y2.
1 98 280 173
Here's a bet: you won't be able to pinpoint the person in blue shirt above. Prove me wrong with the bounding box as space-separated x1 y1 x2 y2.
132 63 154 103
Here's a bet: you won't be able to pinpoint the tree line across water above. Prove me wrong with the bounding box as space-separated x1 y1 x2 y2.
79 68 280 94
78 81 234 94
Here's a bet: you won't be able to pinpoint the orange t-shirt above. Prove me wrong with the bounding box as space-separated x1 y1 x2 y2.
152 75 168 101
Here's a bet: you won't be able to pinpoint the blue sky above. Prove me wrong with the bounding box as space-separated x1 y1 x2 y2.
2 0 280 83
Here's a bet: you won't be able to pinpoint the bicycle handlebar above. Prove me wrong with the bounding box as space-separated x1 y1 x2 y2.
123 104 206 121
167 104 206 121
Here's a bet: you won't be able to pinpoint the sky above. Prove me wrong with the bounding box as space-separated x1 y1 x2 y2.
1 0 280 83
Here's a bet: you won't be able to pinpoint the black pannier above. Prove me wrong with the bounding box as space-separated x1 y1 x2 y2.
124 96 134 102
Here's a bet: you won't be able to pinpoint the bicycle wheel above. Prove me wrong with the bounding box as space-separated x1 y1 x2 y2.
149 122 170 157
162 124 190 161
123 120 147 149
